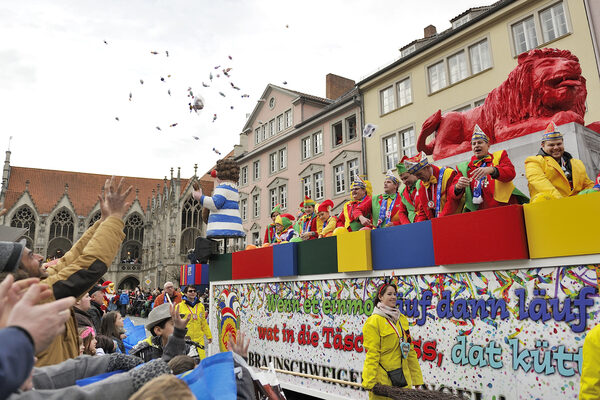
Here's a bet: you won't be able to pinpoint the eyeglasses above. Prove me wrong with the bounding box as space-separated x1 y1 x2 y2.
187 290 196 293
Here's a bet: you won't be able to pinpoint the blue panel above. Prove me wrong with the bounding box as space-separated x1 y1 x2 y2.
371 221 436 270
187 264 195 285
273 242 298 277
201 264 210 285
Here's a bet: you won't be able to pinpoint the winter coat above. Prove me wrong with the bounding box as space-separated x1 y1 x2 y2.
88 301 104 333
0 327 35 399
36 217 125 367
362 314 423 400
74 307 93 329
180 297 212 359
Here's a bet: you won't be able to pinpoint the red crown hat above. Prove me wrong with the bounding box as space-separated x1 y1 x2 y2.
280 213 295 221
317 199 334 213
210 170 217 178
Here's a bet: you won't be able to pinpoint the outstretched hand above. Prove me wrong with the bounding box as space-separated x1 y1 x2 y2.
192 181 203 201
98 176 132 220
0 275 40 328
227 331 250 358
171 303 191 330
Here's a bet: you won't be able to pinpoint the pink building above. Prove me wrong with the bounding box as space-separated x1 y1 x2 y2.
234 74 362 245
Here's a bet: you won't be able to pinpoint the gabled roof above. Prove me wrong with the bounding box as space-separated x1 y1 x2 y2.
450 3 499 22
241 84 333 134
3 166 213 216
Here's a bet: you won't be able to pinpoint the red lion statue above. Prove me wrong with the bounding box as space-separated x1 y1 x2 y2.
417 48 600 159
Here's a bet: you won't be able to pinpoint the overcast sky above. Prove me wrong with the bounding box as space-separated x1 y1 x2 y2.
0 0 493 179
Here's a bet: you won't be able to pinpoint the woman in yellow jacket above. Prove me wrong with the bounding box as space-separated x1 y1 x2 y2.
362 282 424 399
180 285 212 360
580 324 600 399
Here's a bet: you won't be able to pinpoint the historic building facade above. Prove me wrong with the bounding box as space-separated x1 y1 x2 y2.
0 150 214 290
233 75 363 245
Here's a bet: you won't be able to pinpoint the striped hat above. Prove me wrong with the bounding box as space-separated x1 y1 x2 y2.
403 152 429 174
301 196 315 207
542 122 562 141
350 176 372 197
471 124 489 143
384 170 399 186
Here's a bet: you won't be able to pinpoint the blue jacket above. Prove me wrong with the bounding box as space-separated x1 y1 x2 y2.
0 327 35 398
119 293 129 305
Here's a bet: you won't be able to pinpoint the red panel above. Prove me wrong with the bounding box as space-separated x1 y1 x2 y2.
432 205 529 265
232 246 274 279
194 264 202 285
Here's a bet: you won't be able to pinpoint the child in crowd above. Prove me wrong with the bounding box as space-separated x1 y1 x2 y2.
316 200 337 238
78 326 98 356
96 335 116 355
100 311 126 353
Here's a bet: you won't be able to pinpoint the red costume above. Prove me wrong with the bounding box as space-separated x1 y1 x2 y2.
414 165 459 222
336 195 372 231
372 193 410 227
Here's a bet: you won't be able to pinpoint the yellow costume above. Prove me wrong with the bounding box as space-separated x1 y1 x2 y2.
179 300 212 359
525 155 594 202
362 314 423 399
316 216 337 237
580 324 600 399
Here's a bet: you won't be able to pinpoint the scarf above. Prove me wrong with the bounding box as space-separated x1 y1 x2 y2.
377 193 397 227
374 303 400 324
468 154 493 169
468 154 493 203
183 295 199 307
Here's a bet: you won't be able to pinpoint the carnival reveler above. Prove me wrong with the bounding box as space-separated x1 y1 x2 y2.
362 282 423 399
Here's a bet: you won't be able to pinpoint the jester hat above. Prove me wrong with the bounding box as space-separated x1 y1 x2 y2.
350 175 372 197
542 122 563 141
275 213 295 229
403 152 429 174
471 124 489 143
317 199 334 213
384 169 399 186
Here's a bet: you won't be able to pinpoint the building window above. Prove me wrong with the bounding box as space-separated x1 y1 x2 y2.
269 120 275 136
512 16 538 54
241 199 247 220
346 116 357 141
313 132 323 155
302 137 311 160
269 153 277 174
252 231 260 245
469 39 491 75
277 115 284 132
396 78 412 107
255 129 260 144
253 160 260 181
454 104 472 112
269 97 275 108
314 172 324 200
303 176 312 198
279 148 287 170
452 14 471 29
180 196 202 255
241 166 248 185
332 122 343 146
270 188 278 210
334 164 345 194
428 61 447 92
401 44 416 58
279 185 287 209
10 206 36 249
253 194 260 217
88 211 101 228
540 2 567 42
284 109 292 128
448 50 468 85
347 159 359 187
400 127 416 157
380 86 395 114
383 135 398 171
262 125 267 140
474 98 486 107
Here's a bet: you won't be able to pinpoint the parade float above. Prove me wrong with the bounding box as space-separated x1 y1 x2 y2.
182 49 600 400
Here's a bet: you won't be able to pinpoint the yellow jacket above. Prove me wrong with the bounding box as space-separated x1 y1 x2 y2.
36 217 125 367
362 314 423 399
525 154 594 200
180 299 212 359
580 324 600 399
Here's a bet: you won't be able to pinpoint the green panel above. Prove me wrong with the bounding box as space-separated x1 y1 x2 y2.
297 236 338 275
209 253 232 282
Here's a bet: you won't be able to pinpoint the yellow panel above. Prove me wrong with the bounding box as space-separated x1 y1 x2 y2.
524 192 600 258
337 230 373 272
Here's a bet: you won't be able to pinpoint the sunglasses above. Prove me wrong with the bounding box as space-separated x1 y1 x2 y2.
187 289 196 293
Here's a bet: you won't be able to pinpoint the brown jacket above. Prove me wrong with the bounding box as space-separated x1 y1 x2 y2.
153 291 183 308
36 217 125 367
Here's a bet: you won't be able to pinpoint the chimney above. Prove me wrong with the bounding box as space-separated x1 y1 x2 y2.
326 73 355 100
424 25 437 38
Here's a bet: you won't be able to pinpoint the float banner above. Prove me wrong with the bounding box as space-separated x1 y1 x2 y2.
210 265 599 400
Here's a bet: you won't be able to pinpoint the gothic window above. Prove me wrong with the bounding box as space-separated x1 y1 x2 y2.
88 211 101 228
47 208 74 259
180 196 202 254
10 206 36 249
49 209 74 242
121 213 144 263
